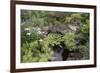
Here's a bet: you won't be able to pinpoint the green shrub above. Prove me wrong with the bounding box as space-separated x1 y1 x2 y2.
43 33 63 47
71 13 82 20
63 32 76 51
21 38 54 62
78 42 89 59
42 33 64 60
64 17 72 24
75 19 89 60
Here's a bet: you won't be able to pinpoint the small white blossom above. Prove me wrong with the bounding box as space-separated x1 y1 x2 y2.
26 33 31 36
24 28 30 31
37 31 42 34
42 32 45 34
39 39 43 42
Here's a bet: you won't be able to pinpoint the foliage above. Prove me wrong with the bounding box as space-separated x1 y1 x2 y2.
21 28 40 46
64 17 72 24
78 42 89 59
64 13 82 24
21 40 53 62
75 19 90 59
43 33 63 47
63 32 76 51
71 13 82 20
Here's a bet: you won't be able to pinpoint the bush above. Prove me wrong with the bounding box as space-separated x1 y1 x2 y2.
43 33 63 47
75 19 89 59
63 32 76 51
21 40 53 62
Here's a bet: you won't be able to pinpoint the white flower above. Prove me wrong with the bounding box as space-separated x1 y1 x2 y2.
39 39 43 42
37 31 42 34
24 28 30 31
26 33 31 36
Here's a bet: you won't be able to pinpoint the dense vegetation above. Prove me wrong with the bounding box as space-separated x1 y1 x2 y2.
21 10 89 63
